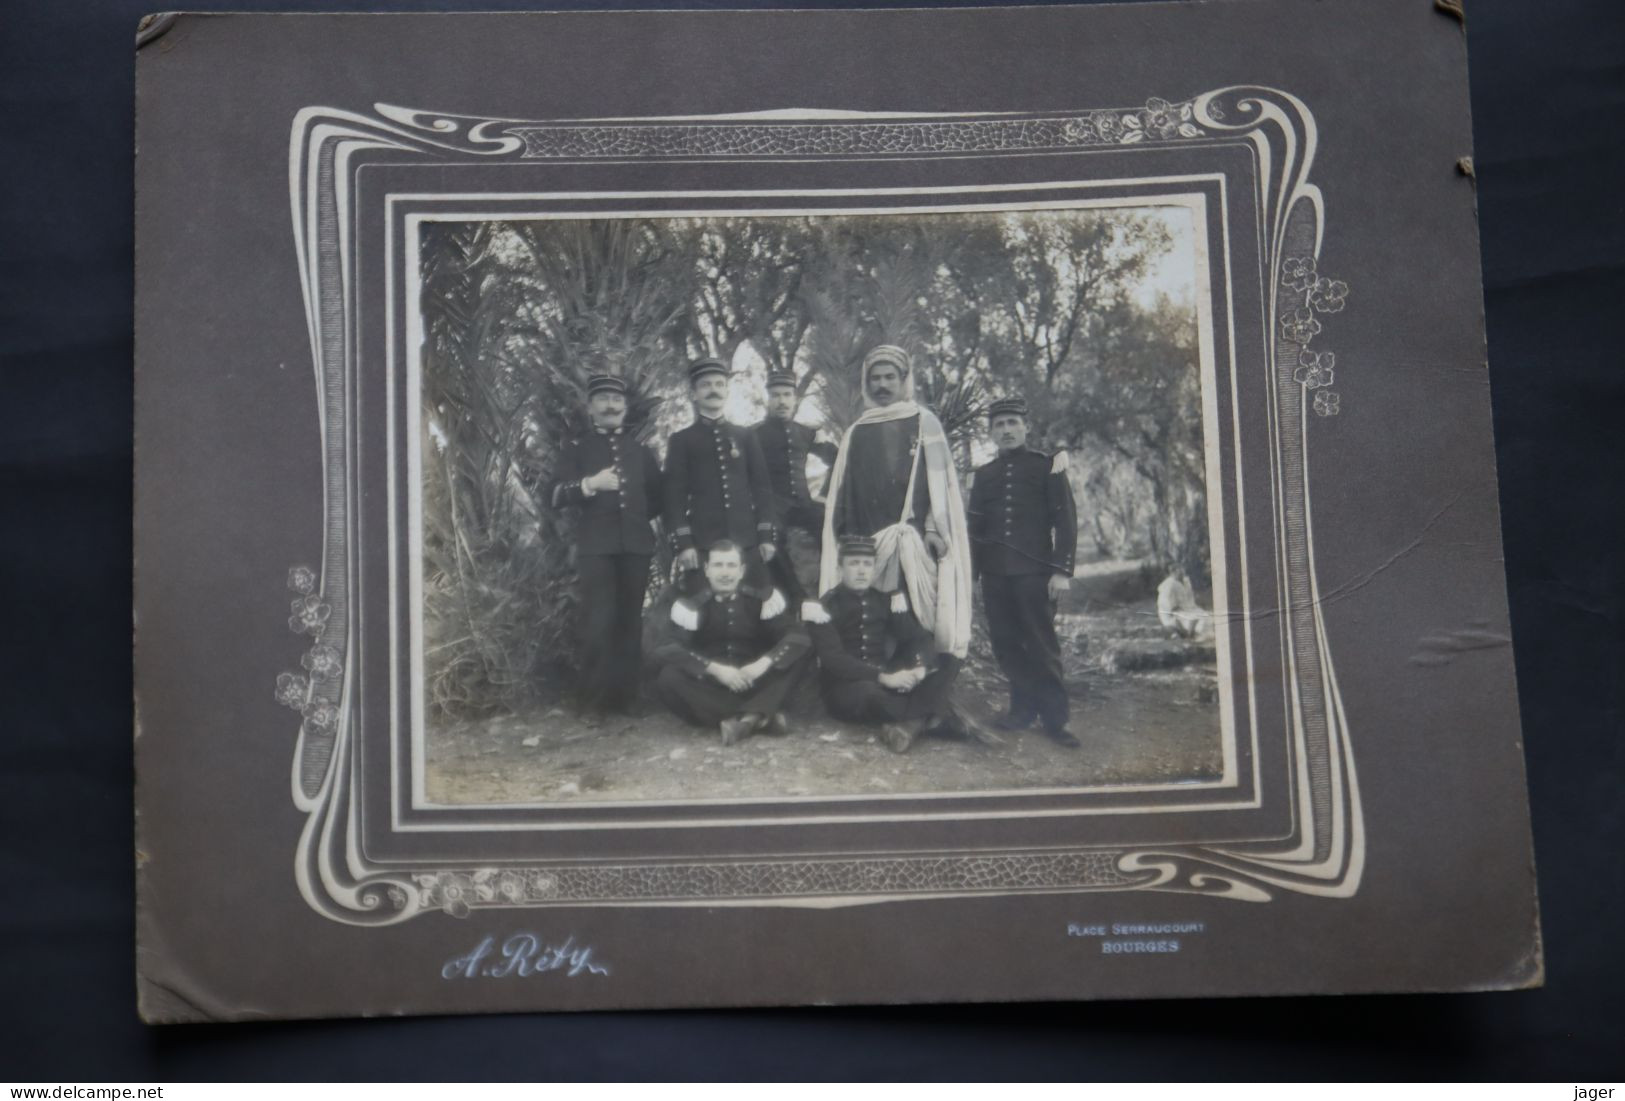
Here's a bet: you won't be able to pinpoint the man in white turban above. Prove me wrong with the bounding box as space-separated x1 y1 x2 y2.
814 345 974 660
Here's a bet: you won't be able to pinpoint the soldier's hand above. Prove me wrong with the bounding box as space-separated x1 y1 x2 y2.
584 466 620 493
741 657 771 684
1048 574 1070 603
924 532 948 560
675 548 700 572
708 663 751 693
759 543 777 563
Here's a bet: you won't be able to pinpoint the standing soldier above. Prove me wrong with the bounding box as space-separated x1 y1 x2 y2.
549 374 663 719
806 536 967 754
967 397 1080 748
750 370 838 601
652 540 812 745
663 358 779 591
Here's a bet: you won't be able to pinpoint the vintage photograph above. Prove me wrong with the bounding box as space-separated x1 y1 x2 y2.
412 204 1228 805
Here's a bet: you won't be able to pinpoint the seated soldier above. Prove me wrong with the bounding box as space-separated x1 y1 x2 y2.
804 536 966 754
652 540 811 745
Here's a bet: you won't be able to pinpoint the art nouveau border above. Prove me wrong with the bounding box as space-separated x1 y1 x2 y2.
281 88 1361 924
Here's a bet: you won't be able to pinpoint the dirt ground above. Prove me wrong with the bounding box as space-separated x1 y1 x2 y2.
424 578 1224 805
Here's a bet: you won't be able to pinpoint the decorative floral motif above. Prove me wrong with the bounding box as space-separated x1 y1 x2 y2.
302 644 343 681
1139 97 1202 140
1281 257 1351 414
287 565 317 595
1055 100 1209 146
1281 256 1318 292
413 870 505 918
1293 349 1336 389
1308 276 1349 314
288 594 331 637
274 672 310 710
1281 307 1322 345
301 700 340 735
1089 110 1124 142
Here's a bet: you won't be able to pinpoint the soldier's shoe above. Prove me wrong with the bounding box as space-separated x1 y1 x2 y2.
763 712 790 737
617 697 649 718
925 711 970 740
994 710 1037 732
1043 725 1081 749
720 717 755 746
881 719 924 754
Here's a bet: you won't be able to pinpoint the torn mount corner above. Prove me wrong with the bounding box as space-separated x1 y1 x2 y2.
136 12 180 50
1456 156 1476 180
1434 0 1466 28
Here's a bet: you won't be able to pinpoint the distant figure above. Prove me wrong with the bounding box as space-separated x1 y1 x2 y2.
662 358 778 593
549 374 664 719
750 370 838 602
652 541 811 746
968 396 1080 748
1157 569 1214 641
806 536 966 755
818 345 973 659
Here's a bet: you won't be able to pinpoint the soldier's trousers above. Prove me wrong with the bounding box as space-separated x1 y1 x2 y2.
823 656 962 725
982 572 1069 731
654 660 806 727
576 553 651 714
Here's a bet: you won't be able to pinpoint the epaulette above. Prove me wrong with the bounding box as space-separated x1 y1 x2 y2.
802 596 833 625
889 590 910 614
759 589 787 620
669 595 705 631
1050 449 1069 474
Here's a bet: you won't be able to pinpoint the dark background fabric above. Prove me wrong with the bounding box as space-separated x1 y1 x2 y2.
1 0 1619 1080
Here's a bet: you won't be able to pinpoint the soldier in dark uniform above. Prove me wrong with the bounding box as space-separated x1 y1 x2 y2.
652 541 811 745
750 370 839 601
805 536 966 754
549 374 664 718
662 358 778 593
968 397 1080 747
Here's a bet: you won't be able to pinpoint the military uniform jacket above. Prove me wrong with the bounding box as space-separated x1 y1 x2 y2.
654 587 809 675
663 415 778 554
751 417 839 519
550 428 663 556
968 446 1078 578
807 586 930 682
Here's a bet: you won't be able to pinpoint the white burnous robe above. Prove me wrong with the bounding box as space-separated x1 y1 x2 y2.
815 347 974 659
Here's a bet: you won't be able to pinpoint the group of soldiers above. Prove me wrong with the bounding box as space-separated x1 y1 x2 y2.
549 345 1080 754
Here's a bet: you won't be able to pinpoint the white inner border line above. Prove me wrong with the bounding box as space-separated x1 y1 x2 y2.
381 179 1258 832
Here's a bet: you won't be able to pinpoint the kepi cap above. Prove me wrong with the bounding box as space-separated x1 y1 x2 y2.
687 358 730 384
838 535 878 559
988 396 1029 419
586 374 627 398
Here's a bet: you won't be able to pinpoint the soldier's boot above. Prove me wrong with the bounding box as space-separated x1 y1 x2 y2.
924 709 969 741
720 717 756 746
994 709 1037 732
1043 724 1081 749
763 712 790 737
881 719 925 754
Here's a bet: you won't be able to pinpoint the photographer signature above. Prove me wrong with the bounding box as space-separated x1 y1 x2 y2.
441 933 610 980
